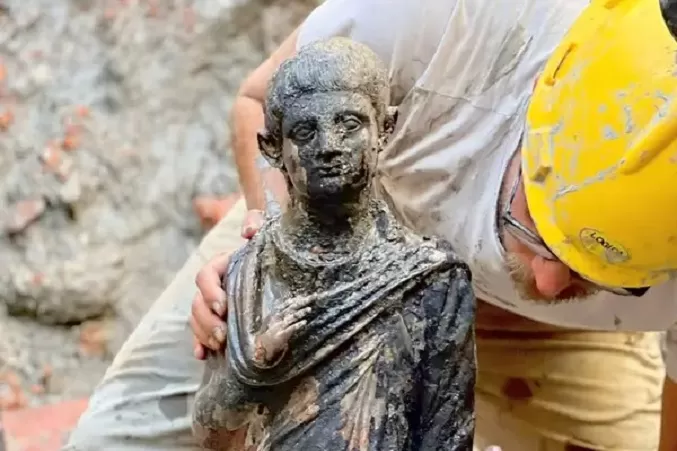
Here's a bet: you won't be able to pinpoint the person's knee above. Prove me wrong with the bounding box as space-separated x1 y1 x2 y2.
64 268 205 450
63 421 107 451
63 199 247 451
64 390 199 451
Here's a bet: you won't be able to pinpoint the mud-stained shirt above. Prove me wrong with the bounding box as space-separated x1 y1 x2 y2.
296 0 677 382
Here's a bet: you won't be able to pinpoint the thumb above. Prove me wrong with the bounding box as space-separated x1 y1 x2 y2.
241 209 265 239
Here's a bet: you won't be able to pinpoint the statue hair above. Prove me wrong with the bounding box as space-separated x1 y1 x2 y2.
263 37 391 142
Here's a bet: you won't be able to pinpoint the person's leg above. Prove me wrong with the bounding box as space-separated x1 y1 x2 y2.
473 327 664 451
64 199 248 451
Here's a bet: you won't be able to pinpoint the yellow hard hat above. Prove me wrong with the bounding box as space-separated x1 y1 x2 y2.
522 0 677 289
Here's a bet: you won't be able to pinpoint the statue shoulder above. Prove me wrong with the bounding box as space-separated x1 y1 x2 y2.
389 220 469 273
224 219 276 286
372 199 472 281
418 236 472 283
424 236 468 269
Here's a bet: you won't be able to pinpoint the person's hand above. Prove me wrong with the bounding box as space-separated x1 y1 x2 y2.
191 207 266 360
241 208 265 239
190 252 231 360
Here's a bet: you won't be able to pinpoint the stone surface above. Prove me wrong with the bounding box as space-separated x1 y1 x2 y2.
0 0 319 408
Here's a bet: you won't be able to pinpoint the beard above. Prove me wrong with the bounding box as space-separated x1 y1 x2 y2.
505 253 599 304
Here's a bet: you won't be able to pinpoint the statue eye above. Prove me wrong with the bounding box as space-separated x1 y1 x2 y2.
291 125 315 143
342 115 363 132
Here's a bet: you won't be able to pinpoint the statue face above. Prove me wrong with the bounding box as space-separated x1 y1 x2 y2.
278 91 380 203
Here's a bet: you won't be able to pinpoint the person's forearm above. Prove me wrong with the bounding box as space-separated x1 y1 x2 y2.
230 94 270 211
229 28 300 212
660 375 677 451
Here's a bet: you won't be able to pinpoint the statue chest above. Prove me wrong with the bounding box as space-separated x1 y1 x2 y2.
264 311 425 451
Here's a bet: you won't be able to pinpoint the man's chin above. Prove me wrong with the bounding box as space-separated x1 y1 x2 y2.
513 280 598 305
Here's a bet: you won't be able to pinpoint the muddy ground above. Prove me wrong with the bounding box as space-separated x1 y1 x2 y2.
0 0 317 409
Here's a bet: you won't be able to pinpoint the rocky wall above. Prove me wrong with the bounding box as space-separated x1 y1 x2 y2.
0 0 318 407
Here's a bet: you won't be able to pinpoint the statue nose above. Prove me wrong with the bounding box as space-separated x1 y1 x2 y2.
316 148 345 165
661 0 677 39
316 133 349 158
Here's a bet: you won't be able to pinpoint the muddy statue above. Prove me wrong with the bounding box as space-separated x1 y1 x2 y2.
192 37 477 451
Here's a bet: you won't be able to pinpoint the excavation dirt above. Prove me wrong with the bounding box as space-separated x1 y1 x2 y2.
0 0 318 409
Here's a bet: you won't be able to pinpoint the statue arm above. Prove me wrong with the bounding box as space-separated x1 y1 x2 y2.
225 242 271 373
415 262 477 451
226 238 315 374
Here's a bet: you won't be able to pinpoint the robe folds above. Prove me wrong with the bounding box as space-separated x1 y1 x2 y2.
193 206 477 451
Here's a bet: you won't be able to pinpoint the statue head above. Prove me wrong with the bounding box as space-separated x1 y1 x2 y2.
257 37 397 211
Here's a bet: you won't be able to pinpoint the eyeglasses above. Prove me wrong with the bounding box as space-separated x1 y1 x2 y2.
500 167 648 297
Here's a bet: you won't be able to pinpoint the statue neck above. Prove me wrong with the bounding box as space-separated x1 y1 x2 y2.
277 194 374 259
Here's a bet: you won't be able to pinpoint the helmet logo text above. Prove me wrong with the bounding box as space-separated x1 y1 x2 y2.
579 228 630 264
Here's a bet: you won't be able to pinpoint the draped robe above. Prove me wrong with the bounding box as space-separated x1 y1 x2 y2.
193 205 476 451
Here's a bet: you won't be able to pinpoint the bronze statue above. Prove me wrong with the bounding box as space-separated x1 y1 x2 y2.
192 37 477 451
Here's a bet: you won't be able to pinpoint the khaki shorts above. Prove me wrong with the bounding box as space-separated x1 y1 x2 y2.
64 198 664 451
473 328 663 450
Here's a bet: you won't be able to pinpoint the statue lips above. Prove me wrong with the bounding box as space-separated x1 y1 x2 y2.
315 164 348 177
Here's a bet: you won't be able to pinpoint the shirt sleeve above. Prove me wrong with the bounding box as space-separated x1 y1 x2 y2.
296 0 458 104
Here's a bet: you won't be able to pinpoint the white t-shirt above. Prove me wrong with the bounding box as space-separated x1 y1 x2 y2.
296 0 677 381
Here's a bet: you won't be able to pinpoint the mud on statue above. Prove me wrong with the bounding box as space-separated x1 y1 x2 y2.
191 37 477 451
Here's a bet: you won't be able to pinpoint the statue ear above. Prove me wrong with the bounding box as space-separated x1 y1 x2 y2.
384 106 398 136
379 106 399 148
257 129 283 169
